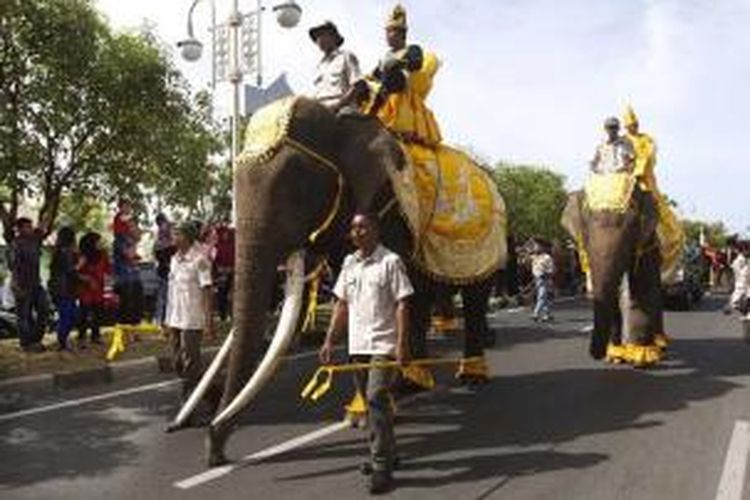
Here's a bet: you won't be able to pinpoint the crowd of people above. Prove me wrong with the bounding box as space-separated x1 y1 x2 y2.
3 201 235 354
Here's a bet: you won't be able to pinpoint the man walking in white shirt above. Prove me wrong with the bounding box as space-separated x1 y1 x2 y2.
320 213 413 495
165 222 214 413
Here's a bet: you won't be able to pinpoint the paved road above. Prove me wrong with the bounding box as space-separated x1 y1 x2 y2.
1 296 749 500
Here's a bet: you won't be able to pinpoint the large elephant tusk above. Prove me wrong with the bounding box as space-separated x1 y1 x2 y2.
211 250 306 428
171 329 235 428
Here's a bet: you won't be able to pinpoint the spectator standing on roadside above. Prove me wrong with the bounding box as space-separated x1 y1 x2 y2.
116 239 144 326
112 200 138 277
165 222 214 408
531 241 555 322
10 217 50 353
154 213 174 324
77 232 111 346
48 226 79 351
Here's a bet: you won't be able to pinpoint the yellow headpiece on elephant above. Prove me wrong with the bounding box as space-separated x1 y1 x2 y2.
386 4 408 30
622 105 639 128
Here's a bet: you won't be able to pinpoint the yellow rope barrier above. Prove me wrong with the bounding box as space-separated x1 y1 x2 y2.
301 356 485 402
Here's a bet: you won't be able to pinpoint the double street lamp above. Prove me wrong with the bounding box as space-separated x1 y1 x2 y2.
177 0 302 207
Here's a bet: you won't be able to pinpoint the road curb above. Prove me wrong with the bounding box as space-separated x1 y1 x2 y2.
0 346 220 398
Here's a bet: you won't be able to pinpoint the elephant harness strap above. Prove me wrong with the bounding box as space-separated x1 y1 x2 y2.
282 136 345 244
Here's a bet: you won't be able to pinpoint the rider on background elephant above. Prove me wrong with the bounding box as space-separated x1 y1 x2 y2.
622 105 685 293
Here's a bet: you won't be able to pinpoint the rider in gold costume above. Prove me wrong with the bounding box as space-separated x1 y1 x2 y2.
622 105 685 286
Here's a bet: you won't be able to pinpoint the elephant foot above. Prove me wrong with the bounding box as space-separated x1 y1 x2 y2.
604 343 627 364
589 334 608 360
206 426 229 468
457 374 489 389
454 356 489 386
654 333 670 350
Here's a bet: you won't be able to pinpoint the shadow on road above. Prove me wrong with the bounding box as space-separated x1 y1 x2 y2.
272 336 747 491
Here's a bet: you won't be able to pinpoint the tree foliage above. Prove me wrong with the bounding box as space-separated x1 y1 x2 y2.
492 163 568 242
682 219 730 248
0 0 220 241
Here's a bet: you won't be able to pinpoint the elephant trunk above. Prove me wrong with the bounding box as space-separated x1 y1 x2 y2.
206 217 303 466
586 219 635 359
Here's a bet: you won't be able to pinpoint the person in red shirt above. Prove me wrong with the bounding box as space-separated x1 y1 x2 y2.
77 232 111 346
112 199 139 277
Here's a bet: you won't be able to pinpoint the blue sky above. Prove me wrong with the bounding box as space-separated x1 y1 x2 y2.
97 0 750 233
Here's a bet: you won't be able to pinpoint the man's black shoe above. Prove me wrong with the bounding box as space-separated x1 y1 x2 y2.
368 469 393 495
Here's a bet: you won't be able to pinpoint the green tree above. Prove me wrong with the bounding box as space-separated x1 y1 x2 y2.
0 0 220 241
492 162 568 242
682 219 730 247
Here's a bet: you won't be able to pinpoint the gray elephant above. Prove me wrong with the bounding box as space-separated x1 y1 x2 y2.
172 97 505 467
561 173 665 366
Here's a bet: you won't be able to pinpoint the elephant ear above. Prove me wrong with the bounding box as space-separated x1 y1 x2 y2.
561 190 585 241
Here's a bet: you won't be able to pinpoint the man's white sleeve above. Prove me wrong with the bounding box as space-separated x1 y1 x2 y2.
197 258 213 288
332 265 348 301
390 258 414 300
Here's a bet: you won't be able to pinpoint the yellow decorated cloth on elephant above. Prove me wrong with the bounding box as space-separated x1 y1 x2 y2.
583 172 636 213
374 51 442 146
387 142 507 282
236 96 296 170
625 131 685 283
579 172 684 281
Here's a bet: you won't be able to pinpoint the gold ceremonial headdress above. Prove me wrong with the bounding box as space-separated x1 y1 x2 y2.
622 105 639 127
386 4 408 30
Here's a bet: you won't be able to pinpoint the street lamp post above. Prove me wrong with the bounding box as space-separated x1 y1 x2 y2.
177 0 302 219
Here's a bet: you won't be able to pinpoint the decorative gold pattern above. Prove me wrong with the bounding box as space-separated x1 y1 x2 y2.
388 142 507 283
236 96 297 171
583 172 636 213
237 96 507 284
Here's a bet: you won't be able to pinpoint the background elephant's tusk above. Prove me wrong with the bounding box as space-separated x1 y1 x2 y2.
171 329 235 429
211 250 306 428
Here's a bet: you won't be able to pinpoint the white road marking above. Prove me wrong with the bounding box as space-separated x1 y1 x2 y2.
580 324 594 333
0 380 179 423
174 420 350 490
716 420 750 500
173 388 446 489
0 350 323 423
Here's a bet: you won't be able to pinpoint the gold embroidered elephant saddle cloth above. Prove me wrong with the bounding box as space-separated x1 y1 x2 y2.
388 142 507 283
582 172 685 282
236 96 507 283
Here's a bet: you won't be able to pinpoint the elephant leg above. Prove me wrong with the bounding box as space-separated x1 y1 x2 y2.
610 300 623 345
461 277 494 355
628 248 662 346
409 273 435 360
591 294 619 359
